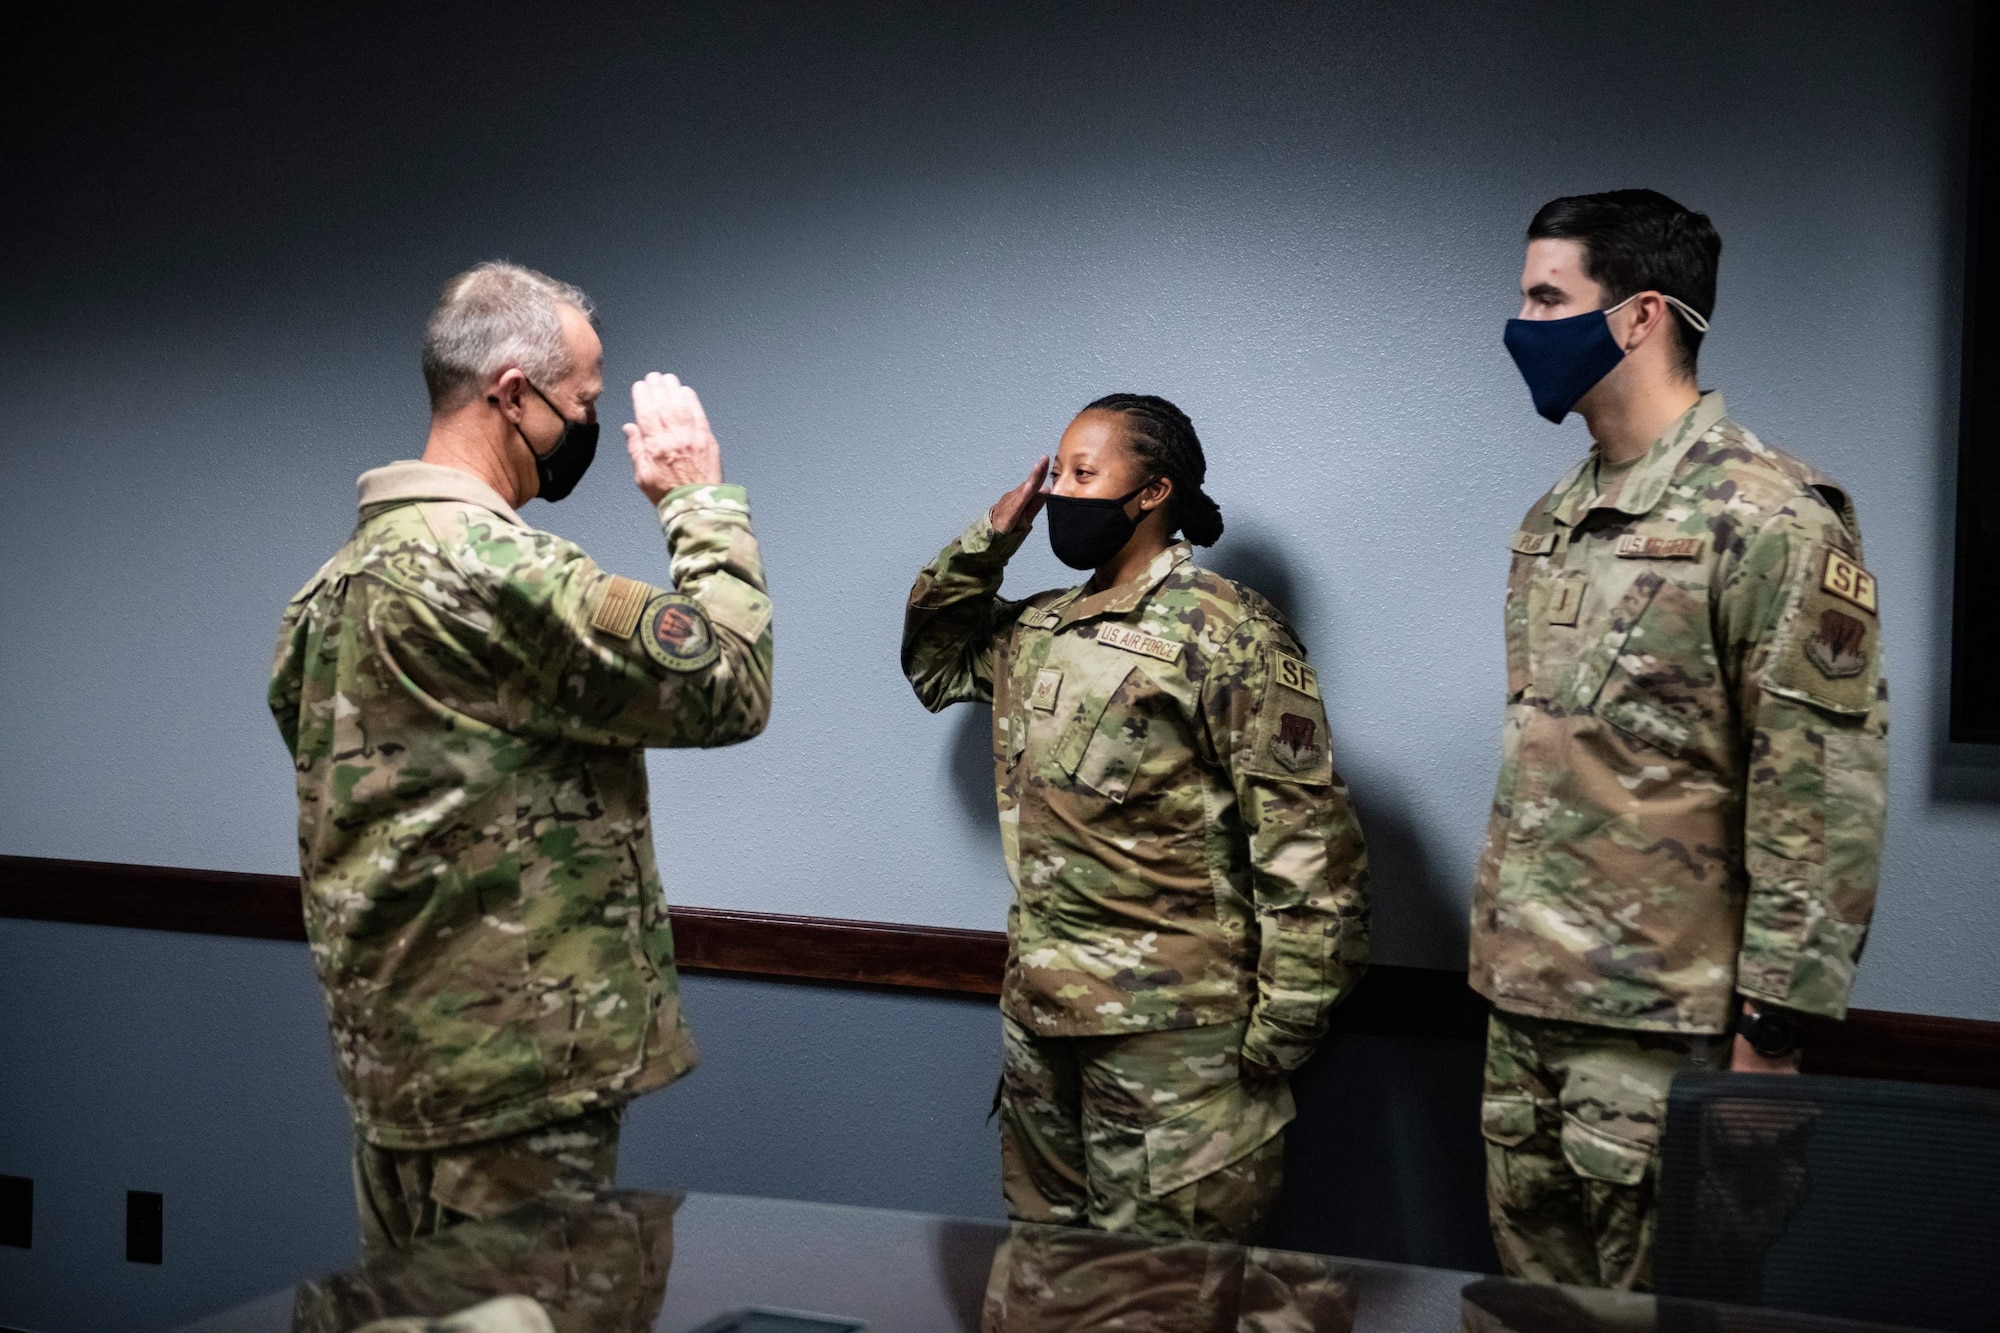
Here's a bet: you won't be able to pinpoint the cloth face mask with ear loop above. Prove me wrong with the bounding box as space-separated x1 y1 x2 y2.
1503 293 1711 424
1043 482 1151 571
515 380 600 502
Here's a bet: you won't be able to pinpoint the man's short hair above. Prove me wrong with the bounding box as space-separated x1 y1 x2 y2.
1527 189 1721 378
421 262 596 412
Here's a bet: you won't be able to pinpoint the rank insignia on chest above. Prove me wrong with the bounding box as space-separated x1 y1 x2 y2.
1615 534 1703 560
640 593 720 672
1095 623 1181 663
1271 712 1324 771
1821 550 1878 613
1548 572 1587 626
1030 667 1063 711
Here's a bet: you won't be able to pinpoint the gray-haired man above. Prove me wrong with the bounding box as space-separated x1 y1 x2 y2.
269 262 775 1252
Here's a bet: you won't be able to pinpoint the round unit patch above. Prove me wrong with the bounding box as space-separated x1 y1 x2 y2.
640 593 720 673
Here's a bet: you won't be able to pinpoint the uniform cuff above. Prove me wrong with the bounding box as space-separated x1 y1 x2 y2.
657 482 750 528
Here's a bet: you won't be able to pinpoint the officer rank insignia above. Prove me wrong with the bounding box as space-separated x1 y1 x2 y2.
641 593 720 672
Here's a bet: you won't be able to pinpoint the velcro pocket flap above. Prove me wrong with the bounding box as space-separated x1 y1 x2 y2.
1480 1096 1538 1149
1145 1078 1297 1198
1051 658 1138 776
1559 1114 1653 1187
1597 693 1693 757
1560 571 1666 713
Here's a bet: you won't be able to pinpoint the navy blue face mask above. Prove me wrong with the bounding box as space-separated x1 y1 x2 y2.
1503 294 1710 424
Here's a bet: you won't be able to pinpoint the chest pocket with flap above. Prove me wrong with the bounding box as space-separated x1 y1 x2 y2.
1049 655 1154 804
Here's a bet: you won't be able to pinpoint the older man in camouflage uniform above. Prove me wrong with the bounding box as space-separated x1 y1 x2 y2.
1475 191 1887 1288
905 399 1369 1242
269 263 773 1254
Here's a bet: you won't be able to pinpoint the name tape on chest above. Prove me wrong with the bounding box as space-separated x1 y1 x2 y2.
1615 534 1703 560
1274 651 1320 700
589 574 656 639
1821 550 1878 613
1095 623 1181 663
1511 531 1557 556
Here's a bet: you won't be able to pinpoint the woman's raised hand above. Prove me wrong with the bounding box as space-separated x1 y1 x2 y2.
990 455 1051 535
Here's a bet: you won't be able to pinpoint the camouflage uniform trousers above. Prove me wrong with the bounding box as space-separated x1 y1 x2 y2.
1480 1008 1726 1290
999 1015 1293 1244
353 1107 624 1257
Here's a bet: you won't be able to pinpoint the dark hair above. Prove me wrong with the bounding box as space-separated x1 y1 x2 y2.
1527 189 1721 378
1083 393 1224 546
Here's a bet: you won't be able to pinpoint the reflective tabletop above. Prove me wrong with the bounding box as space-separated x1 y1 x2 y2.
168 1190 1933 1333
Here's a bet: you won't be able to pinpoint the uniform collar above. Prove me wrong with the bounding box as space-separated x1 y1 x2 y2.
356 461 529 529
1054 542 1193 628
1548 391 1728 527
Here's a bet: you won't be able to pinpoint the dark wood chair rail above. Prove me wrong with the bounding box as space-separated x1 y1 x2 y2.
3 854 1995 1089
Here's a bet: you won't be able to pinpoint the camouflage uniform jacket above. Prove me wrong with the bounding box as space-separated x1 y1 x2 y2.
269 462 774 1150
1470 393 1887 1033
903 514 1370 1070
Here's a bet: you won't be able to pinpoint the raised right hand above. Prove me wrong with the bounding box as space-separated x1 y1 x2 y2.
625 372 724 504
990 455 1051 535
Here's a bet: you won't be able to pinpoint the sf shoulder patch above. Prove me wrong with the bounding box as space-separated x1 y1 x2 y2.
1274 651 1319 700
1765 544 1880 716
1236 644 1335 786
589 575 656 639
640 593 721 673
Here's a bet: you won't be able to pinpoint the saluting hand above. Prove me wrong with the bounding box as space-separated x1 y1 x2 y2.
991 455 1051 535
625 372 724 504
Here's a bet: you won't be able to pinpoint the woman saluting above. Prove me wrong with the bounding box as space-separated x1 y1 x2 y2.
903 393 1370 1242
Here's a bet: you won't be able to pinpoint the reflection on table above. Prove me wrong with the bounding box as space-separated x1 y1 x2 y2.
170 1189 1936 1333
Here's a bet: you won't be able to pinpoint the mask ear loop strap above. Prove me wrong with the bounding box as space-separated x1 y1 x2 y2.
1604 291 1711 333
1660 294 1711 332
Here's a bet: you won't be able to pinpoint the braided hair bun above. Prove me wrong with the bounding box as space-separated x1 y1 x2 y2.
1083 393 1224 546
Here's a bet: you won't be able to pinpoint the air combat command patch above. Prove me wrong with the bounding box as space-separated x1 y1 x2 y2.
640 593 720 673
1272 712 1325 772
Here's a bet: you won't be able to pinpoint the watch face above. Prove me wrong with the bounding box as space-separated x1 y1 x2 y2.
1745 1009 1802 1057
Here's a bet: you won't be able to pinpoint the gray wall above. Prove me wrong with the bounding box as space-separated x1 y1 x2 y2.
2 0 1991 1016
1 2 1994 1328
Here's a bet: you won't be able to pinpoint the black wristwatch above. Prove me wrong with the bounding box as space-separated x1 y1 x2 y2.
1738 1002 1803 1059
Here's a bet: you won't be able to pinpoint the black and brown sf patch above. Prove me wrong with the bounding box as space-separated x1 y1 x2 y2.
1271 712 1324 772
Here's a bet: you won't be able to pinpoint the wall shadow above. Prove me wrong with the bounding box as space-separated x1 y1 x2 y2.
1353 773 1471 970
1205 522 1310 637
948 703 999 836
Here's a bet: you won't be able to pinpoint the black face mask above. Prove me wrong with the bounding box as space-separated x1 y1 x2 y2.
516 381 599 502
1044 483 1150 571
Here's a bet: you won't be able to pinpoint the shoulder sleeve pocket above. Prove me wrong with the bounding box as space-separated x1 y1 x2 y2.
1236 651 1335 787
1762 544 1880 717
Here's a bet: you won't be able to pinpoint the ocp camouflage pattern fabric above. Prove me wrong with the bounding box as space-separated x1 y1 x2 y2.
903 516 1370 1070
353 1107 624 1257
1479 1008 1728 1290
296 1190 678 1333
998 1015 1292 1242
269 462 773 1151
981 1222 1358 1333
1471 393 1888 1033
